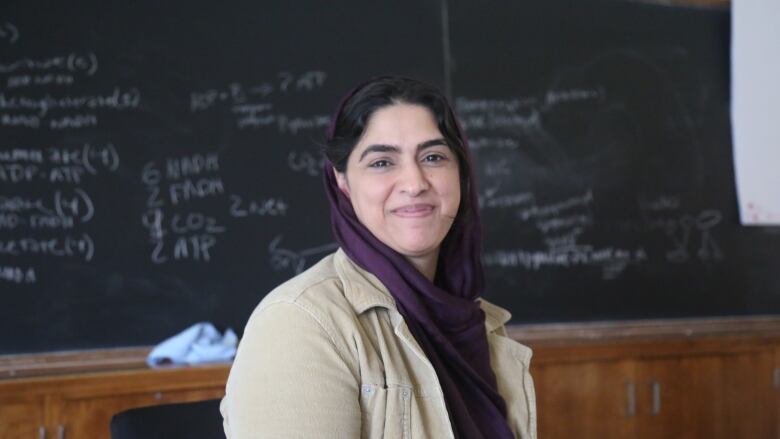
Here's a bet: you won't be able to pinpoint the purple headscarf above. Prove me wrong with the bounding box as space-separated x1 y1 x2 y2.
323 77 514 438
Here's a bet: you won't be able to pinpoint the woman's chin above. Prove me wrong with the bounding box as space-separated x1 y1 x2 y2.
391 242 441 261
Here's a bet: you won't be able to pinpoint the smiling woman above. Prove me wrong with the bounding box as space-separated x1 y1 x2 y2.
221 76 537 439
334 104 461 279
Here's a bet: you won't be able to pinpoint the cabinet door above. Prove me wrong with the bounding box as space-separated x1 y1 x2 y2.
533 360 638 439
58 388 225 439
636 351 775 439
684 351 774 439
633 357 686 439
774 347 780 438
0 397 46 439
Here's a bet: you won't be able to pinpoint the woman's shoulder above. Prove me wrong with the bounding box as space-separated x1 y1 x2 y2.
244 250 368 338
260 253 341 304
253 251 351 314
238 250 367 370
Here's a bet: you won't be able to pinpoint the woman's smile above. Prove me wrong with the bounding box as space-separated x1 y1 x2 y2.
391 203 436 217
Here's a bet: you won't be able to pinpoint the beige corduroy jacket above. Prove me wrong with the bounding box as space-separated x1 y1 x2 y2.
221 249 537 439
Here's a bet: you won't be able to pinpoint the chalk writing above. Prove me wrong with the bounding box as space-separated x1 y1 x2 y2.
0 192 91 225
140 153 227 264
479 191 535 209
637 196 724 263
0 265 36 284
0 23 19 45
165 153 219 181
190 71 327 112
483 246 647 280
642 208 724 263
268 235 338 274
455 97 538 113
517 190 593 222
229 195 288 217
53 188 94 222
140 210 226 264
457 89 604 165
0 212 76 231
0 148 44 163
288 151 324 176
536 214 592 234
189 71 329 131
0 234 94 261
168 177 224 205
0 88 140 117
48 113 97 129
0 52 97 75
170 213 226 234
276 114 330 134
0 195 56 215
484 158 512 177
0 144 119 184
468 137 520 150
638 195 681 211
544 87 605 107
171 234 217 262
0 163 38 182
7 73 75 88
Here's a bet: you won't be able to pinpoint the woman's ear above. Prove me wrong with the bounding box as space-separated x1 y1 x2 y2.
334 169 350 198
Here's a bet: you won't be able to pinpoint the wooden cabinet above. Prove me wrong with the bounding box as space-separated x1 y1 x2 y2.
0 362 229 439
518 317 780 439
775 346 780 438
3 317 780 439
59 388 225 439
0 397 46 439
673 351 775 438
534 351 780 439
535 359 638 439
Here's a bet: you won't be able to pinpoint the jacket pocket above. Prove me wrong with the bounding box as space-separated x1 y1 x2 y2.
359 384 413 439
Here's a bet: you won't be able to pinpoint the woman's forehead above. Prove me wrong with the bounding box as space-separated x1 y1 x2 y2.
357 104 442 146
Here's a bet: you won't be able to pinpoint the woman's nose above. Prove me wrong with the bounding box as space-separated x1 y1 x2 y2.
398 163 430 196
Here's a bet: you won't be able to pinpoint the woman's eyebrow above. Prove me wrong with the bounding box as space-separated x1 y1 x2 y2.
358 144 399 162
417 138 449 151
358 138 449 162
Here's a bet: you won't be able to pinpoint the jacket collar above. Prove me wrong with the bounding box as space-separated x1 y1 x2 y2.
333 249 512 332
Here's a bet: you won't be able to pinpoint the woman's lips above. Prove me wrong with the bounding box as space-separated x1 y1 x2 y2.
392 204 435 217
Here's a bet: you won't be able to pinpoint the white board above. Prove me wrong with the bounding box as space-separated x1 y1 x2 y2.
732 0 780 225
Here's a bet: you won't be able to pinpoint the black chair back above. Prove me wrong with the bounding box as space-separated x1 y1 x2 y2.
110 399 224 439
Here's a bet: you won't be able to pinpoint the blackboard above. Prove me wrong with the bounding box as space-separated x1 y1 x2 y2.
1 0 777 355
0 0 446 354
450 0 780 321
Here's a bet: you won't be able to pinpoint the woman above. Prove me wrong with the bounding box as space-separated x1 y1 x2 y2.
221 76 536 438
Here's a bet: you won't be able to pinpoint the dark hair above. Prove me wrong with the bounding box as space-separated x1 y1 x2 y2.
324 76 474 219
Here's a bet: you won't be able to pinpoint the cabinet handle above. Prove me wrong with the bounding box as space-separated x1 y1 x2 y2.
774 368 780 389
38 426 46 439
650 380 661 415
57 425 65 439
625 381 636 416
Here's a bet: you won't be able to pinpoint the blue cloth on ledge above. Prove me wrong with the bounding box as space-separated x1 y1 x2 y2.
147 322 237 366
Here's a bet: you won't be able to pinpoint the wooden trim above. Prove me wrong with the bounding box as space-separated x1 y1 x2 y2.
627 0 730 7
0 363 230 397
507 315 780 345
0 347 151 380
4 315 779 379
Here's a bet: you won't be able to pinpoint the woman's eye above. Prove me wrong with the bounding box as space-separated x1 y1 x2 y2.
423 153 446 163
369 159 391 168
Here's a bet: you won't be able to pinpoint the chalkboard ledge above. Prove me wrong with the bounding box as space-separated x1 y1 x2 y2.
509 314 780 345
3 315 779 380
0 347 152 380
